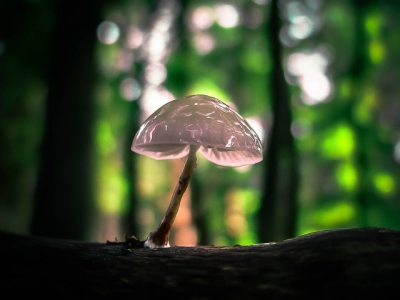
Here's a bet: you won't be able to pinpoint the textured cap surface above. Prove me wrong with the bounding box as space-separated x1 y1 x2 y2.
131 94 263 167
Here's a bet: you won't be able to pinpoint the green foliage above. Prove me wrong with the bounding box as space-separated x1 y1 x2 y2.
321 124 355 159
373 172 395 196
187 78 230 101
2 0 400 244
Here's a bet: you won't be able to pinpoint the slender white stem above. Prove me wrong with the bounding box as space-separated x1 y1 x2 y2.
144 145 199 248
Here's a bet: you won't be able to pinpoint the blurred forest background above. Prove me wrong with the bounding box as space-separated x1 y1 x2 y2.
1 0 400 246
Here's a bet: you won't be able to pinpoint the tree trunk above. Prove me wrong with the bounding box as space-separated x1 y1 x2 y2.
31 0 104 240
258 0 299 243
349 0 376 227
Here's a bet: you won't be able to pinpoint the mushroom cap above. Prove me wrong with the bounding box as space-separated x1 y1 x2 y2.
131 94 263 167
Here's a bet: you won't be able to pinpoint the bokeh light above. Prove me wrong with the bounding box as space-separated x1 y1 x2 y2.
312 202 356 227
193 32 216 55
374 173 395 195
286 51 328 76
126 26 143 49
215 4 240 28
299 71 332 104
252 0 270 5
144 63 167 85
115 49 134 71
97 21 120 45
140 86 175 122
322 124 355 159
144 31 170 62
120 77 141 101
289 15 315 40
139 0 177 123
280 0 322 46
189 6 215 31
286 49 333 104
335 162 358 191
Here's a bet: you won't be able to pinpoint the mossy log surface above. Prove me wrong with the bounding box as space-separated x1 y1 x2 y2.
1 227 400 299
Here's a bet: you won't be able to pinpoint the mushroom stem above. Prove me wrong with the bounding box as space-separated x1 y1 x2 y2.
144 144 200 248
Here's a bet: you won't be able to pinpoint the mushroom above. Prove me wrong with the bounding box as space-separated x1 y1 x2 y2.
131 94 263 248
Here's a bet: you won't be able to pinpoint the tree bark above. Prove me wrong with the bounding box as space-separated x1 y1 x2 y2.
2 227 399 298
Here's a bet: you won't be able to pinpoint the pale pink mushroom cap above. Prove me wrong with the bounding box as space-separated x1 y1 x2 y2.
131 94 263 167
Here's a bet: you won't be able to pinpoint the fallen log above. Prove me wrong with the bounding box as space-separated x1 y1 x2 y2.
1 227 399 299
